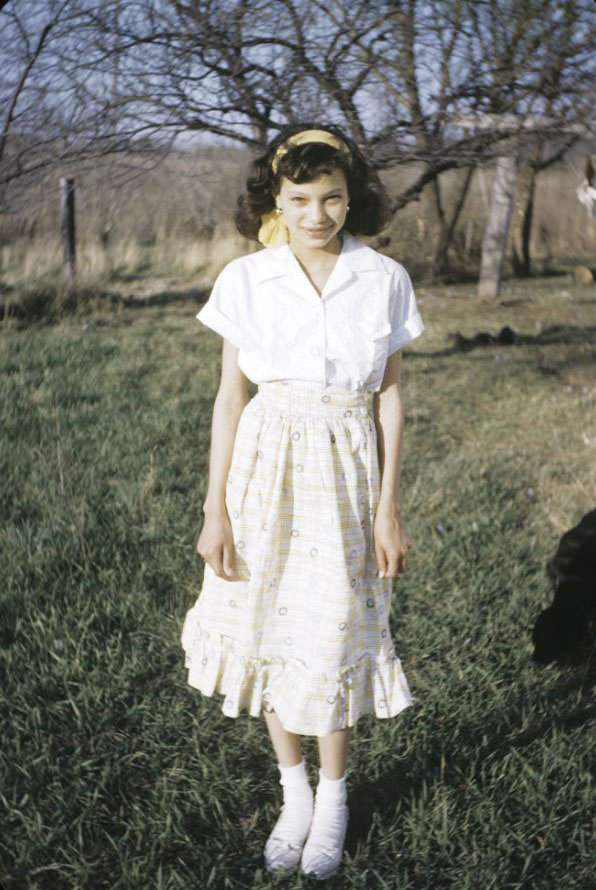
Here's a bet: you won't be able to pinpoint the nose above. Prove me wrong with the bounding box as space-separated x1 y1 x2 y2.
307 201 327 223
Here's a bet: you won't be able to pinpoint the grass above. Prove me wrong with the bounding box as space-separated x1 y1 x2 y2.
0 222 257 311
1 274 595 889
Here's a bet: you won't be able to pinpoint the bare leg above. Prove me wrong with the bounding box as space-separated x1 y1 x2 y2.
317 727 351 778
263 710 303 766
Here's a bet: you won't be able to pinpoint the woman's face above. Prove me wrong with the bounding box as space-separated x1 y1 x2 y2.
276 168 349 252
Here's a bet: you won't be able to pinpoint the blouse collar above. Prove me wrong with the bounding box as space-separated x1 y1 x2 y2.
253 231 383 286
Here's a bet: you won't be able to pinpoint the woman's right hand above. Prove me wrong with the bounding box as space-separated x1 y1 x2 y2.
196 509 238 580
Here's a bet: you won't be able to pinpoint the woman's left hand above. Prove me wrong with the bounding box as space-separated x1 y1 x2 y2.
373 508 411 578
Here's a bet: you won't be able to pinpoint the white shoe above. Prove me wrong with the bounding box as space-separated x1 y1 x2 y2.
264 795 314 875
300 796 349 880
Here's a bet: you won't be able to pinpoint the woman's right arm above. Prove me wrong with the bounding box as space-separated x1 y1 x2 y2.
196 337 251 580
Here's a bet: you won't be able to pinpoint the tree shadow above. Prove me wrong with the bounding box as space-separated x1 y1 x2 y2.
408 324 596 359
108 285 209 307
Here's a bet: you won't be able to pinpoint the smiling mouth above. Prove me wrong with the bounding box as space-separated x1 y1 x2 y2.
304 226 332 236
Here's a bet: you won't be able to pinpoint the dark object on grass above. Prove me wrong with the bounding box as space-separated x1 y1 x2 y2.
449 325 518 352
532 509 596 664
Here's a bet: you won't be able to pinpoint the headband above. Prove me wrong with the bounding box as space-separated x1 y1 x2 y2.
258 129 352 248
271 129 351 174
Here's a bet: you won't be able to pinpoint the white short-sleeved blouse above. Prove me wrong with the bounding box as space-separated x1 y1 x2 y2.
196 231 425 392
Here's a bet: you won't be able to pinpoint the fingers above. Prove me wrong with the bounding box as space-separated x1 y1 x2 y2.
208 552 237 580
375 543 388 578
378 542 411 578
196 538 237 581
208 545 236 580
221 541 236 580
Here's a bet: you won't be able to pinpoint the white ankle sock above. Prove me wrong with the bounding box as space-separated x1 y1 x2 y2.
264 759 314 875
300 769 349 880
279 759 312 792
316 769 347 803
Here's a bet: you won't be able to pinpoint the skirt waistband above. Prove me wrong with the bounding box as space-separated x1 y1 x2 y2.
256 380 371 415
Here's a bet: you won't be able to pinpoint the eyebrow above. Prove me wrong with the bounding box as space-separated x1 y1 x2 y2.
287 188 345 197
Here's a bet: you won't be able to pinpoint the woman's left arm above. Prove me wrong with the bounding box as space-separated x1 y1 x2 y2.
372 348 411 578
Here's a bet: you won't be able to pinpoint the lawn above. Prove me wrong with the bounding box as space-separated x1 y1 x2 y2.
1 274 595 889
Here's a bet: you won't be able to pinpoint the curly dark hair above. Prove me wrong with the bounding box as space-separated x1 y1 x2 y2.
234 123 391 241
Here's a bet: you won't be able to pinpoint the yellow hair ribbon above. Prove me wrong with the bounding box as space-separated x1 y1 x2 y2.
271 129 351 174
257 209 289 247
257 129 351 247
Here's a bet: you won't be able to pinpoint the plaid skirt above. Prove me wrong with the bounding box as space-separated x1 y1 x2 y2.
180 379 412 736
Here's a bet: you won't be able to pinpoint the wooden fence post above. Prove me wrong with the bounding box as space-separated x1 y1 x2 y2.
60 177 76 289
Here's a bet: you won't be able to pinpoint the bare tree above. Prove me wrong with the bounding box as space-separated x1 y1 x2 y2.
1 0 595 284
0 1 71 186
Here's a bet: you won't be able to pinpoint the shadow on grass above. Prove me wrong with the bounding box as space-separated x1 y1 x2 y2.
113 286 209 307
0 283 209 324
346 652 596 851
108 264 153 283
403 263 571 287
408 324 596 359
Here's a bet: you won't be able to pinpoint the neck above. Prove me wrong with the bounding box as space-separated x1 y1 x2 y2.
289 233 343 268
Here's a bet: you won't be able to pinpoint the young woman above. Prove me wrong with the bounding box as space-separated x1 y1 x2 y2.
181 124 425 879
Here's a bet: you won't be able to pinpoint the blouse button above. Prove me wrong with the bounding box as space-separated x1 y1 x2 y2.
321 395 330 403
344 409 352 417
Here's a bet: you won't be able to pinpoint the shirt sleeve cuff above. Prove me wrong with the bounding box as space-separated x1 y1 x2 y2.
196 302 249 351
387 311 425 355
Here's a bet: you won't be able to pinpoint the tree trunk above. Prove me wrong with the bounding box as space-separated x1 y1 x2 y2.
431 166 475 278
511 150 539 277
478 154 518 299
